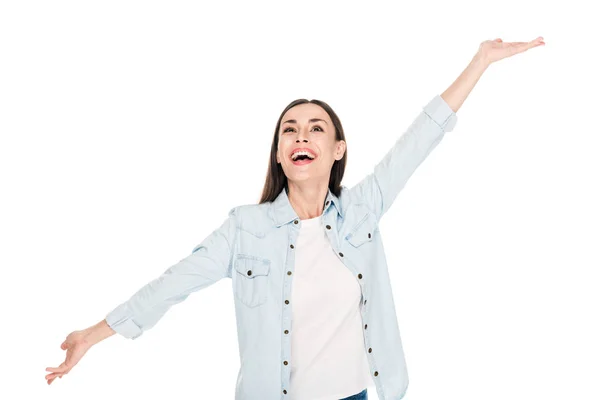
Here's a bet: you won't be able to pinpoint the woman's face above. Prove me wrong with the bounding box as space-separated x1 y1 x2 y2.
276 103 346 185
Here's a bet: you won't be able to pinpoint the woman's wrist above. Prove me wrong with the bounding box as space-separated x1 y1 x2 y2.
83 319 116 346
440 52 490 114
472 50 492 69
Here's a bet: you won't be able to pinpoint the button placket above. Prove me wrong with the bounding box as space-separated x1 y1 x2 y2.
362 282 375 379
363 304 380 385
282 220 299 394
285 230 295 338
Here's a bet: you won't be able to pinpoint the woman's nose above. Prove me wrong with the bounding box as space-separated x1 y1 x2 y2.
296 130 309 142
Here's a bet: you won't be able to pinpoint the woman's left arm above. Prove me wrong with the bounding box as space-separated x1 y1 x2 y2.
441 36 545 113
349 36 545 222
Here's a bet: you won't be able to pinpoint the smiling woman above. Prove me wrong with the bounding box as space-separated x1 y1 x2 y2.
260 98 348 212
46 35 545 400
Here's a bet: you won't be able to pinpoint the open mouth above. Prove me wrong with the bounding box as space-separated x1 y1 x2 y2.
291 152 316 165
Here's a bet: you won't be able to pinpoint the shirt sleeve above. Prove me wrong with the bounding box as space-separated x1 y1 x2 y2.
105 206 238 339
348 94 457 222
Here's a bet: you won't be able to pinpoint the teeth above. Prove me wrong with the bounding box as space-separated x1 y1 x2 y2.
291 151 315 161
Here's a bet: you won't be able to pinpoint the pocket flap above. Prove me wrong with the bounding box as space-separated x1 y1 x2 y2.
234 254 271 278
346 213 377 247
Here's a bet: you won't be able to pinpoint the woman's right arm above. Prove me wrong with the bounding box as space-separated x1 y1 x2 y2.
45 207 238 385
104 206 238 340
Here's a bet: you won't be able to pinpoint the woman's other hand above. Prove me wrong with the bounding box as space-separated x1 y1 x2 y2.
45 329 93 385
478 36 545 65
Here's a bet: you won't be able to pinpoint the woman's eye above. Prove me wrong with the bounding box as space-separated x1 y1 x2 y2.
282 126 323 133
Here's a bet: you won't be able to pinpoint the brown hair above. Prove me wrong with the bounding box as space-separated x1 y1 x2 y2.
258 99 348 204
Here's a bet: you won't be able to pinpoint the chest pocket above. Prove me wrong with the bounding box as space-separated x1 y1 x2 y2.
233 254 271 308
346 212 377 247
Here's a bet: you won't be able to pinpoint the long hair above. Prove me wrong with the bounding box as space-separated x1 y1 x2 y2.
258 99 348 204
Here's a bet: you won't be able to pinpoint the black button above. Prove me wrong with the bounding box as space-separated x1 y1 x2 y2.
364 299 367 305
368 348 372 353
326 200 330 205
247 270 252 276
290 244 294 249
326 225 331 230
284 330 289 334
283 390 287 394
287 271 292 275
294 220 298 224
285 300 289 304
368 233 371 238
283 360 288 365
374 371 378 377
358 273 363 279
339 252 344 257
364 324 368 329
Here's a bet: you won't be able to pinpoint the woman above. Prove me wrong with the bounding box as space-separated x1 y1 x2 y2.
45 37 545 399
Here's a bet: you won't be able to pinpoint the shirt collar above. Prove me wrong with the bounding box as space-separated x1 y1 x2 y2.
270 185 343 227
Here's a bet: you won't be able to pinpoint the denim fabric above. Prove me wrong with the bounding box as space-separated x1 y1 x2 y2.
105 94 458 400
340 388 368 400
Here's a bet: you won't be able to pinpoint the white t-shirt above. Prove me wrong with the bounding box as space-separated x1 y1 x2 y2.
288 214 375 400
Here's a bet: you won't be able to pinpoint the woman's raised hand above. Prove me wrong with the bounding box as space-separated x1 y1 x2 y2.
478 36 545 65
45 329 93 385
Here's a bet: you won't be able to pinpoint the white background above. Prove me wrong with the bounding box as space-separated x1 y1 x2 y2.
1 1 599 399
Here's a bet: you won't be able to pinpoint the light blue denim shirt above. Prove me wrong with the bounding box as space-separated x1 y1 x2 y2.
105 94 457 400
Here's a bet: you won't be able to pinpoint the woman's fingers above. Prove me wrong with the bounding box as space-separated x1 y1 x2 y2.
46 363 70 384
526 37 544 47
47 374 63 385
46 361 69 373
45 363 66 372
503 41 539 56
46 371 66 385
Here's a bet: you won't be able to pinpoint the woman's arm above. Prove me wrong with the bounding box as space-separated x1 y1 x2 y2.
46 208 239 385
349 36 545 222
441 37 545 113
104 207 238 340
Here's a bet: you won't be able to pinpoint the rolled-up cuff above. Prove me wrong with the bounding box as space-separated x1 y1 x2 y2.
423 94 458 133
106 303 143 339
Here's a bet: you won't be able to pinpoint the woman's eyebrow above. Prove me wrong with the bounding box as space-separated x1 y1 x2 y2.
282 118 328 125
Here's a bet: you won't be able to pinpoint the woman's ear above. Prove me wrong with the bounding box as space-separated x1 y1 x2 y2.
335 140 346 160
